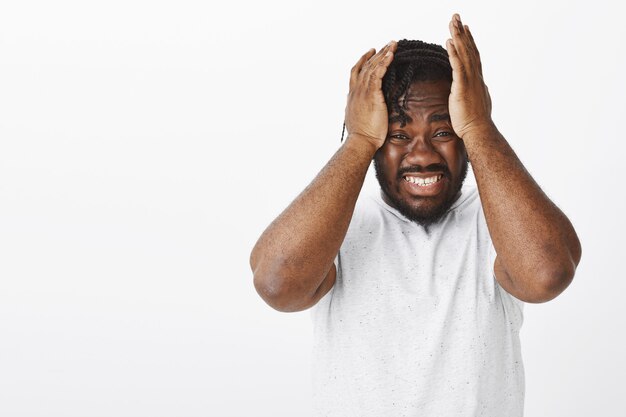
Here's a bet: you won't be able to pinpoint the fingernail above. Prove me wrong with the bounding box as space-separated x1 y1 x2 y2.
387 40 395 47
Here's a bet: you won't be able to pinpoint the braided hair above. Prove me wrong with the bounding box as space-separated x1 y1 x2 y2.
383 39 452 127
341 39 452 141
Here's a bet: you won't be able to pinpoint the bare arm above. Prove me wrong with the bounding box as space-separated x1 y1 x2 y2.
250 42 397 312
446 14 581 303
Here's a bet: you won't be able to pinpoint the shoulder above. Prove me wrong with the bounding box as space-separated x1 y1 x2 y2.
339 190 410 254
351 189 415 231
452 183 480 212
345 192 390 237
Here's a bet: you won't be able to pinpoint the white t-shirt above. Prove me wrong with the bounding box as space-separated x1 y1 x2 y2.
310 184 525 417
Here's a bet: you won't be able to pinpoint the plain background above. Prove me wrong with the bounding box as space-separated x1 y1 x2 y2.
1 0 624 416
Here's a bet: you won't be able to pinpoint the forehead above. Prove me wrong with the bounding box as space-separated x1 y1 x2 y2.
396 79 451 117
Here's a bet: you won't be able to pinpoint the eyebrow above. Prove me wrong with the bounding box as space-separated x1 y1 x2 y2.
388 112 451 126
429 113 450 123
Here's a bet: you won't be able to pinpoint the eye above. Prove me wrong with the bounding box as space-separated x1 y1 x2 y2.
432 131 454 142
389 133 410 141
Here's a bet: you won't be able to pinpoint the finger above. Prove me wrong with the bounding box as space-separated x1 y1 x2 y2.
464 25 483 76
453 13 465 35
449 14 475 76
463 25 480 60
360 41 396 81
449 15 470 60
446 38 466 84
368 46 396 91
363 41 398 83
370 40 397 71
350 48 376 90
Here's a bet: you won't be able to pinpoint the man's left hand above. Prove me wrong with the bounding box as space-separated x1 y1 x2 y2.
446 13 494 139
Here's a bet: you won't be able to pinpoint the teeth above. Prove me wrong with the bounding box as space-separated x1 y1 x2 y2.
404 174 442 186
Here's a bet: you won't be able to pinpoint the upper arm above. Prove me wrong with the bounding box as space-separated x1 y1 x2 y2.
493 256 525 301
299 263 337 311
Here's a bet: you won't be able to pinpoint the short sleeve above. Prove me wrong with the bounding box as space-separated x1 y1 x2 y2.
479 198 525 316
489 239 524 331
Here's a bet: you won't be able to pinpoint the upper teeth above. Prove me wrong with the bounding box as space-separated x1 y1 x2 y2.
404 174 442 186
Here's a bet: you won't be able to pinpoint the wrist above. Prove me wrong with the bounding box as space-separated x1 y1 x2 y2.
343 133 382 157
461 120 499 143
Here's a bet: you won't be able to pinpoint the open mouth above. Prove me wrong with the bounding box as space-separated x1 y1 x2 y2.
403 174 443 187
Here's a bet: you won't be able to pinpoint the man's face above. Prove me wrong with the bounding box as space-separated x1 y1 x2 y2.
374 79 468 227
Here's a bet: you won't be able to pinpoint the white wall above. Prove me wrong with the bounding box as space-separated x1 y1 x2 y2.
0 0 623 415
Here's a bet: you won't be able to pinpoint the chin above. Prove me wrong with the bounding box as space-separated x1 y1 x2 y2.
395 195 453 227
374 157 469 228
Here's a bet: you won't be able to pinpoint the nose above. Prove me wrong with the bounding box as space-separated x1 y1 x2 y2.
404 136 443 168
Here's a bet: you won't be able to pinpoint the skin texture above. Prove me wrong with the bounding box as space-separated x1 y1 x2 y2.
373 80 468 229
444 14 581 301
250 14 581 312
249 42 398 312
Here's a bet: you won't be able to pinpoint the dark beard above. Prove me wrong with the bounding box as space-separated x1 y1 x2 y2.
373 158 468 231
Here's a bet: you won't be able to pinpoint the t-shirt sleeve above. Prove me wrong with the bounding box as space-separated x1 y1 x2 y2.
477 197 525 315
488 238 525 314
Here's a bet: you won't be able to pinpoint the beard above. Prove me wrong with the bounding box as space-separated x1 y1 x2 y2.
373 157 469 230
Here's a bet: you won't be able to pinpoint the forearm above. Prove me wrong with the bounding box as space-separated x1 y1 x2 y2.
464 124 581 297
250 136 376 307
251 40 397 310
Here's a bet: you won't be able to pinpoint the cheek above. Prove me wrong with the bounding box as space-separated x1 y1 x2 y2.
439 142 466 172
377 146 402 170
374 148 402 188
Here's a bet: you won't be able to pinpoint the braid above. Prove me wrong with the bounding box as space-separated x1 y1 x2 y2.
383 39 452 128
388 62 417 126
341 39 451 141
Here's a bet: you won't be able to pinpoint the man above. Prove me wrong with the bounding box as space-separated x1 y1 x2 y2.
250 13 581 417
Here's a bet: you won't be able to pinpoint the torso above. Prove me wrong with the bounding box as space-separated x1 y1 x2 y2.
310 184 525 417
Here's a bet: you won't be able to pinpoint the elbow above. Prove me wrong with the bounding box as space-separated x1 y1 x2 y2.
253 268 288 312
527 239 582 303
250 246 301 312
251 259 314 313
527 258 579 303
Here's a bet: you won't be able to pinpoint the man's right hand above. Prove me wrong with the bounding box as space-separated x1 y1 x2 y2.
344 41 397 151
251 40 397 312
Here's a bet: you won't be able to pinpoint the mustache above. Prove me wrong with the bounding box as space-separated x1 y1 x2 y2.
397 164 451 178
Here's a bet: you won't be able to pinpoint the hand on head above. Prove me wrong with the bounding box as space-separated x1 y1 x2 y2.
343 40 397 151
343 14 495 151
445 13 494 139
